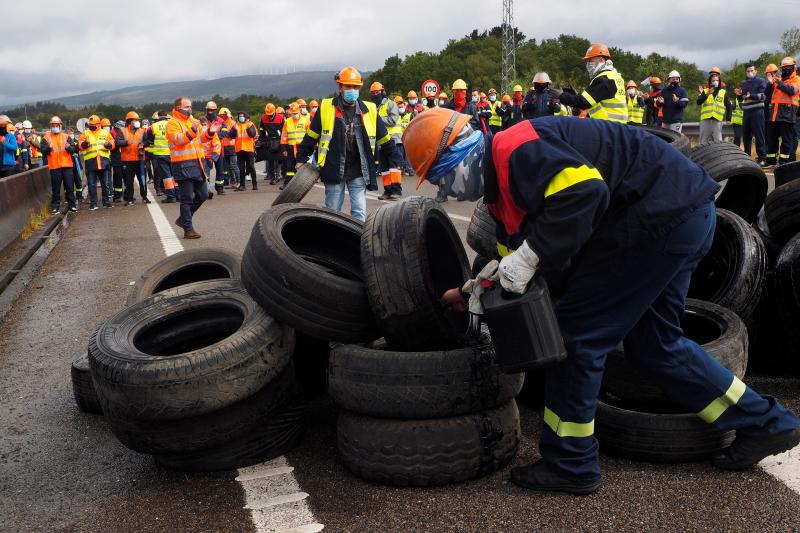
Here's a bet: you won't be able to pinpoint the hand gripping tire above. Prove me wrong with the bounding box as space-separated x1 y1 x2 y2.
328 336 524 419
241 203 378 342
71 353 102 415
126 248 241 305
689 141 768 223
337 400 520 486
272 164 319 206
361 196 471 351
89 280 295 421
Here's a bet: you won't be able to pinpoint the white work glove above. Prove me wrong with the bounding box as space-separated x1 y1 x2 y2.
461 259 499 315
498 241 540 294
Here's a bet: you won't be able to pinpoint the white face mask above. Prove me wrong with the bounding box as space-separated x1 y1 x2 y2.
489 95 496 102
711 80 719 88
408 99 417 105
293 113 300 120
300 108 308 115
310 107 318 114
627 89 636 96
24 128 31 134
398 107 406 114
103 126 111 132
439 100 446 106
133 121 141 129
471 96 479 103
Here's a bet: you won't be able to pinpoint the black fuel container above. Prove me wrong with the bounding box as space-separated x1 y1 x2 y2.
480 276 567 373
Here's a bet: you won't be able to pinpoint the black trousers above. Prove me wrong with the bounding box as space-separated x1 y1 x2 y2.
123 161 148 201
50 167 76 210
112 164 125 199
733 124 742 148
237 151 257 188
742 109 766 161
777 122 797 164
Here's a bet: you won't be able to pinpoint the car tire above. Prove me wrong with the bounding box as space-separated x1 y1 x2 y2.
89 280 295 421
774 161 800 188
689 141 768 223
595 394 735 463
71 353 102 415
328 335 524 419
272 164 319 206
774 234 800 371
126 248 241 305
687 209 767 326
603 299 748 407
241 203 378 343
361 196 471 351
753 207 783 268
466 199 499 260
765 179 800 244
337 400 520 486
642 125 691 157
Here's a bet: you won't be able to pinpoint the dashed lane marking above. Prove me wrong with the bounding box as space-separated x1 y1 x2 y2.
760 444 800 495
145 187 184 256
236 465 295 482
245 492 309 511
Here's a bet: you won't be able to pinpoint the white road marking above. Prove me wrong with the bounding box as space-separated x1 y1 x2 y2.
277 524 325 533
236 465 295 482
245 492 309 510
760 444 800 495
145 187 184 256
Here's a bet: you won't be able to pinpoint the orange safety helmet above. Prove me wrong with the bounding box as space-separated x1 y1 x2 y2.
100 118 111 127
765 63 779 74
649 76 662 85
479 92 487 99
370 81 384 92
781 57 797 67
265 103 276 114
407 90 418 99
394 95 404 104
583 43 611 60
626 80 637 89
402 107 473 188
288 103 300 114
708 66 722 75
88 115 101 125
125 111 140 121
296 98 307 107
338 66 363 87
276 106 285 114
50 116 63 125
502 94 511 103
309 99 319 108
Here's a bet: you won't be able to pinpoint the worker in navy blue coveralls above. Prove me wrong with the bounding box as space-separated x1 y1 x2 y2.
403 108 800 495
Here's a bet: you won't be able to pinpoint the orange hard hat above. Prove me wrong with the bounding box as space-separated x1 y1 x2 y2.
88 115 101 125
708 66 721 75
401 107 473 189
276 106 285 114
338 66 363 87
370 81 384 92
296 98 307 107
583 43 611 60
288 103 300 114
100 118 111 127
309 99 319 107
50 116 63 125
265 103 276 114
479 92 486 99
626 80 637 89
407 90 418 98
502 94 511 103
781 57 797 67
649 76 662 85
125 111 140 121
765 63 779 73
394 95 404 104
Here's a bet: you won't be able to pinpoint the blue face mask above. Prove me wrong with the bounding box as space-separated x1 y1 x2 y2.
342 89 359 104
51 126 61 134
238 116 246 123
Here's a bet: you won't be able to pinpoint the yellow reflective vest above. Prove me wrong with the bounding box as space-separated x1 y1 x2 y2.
488 100 503 127
81 129 112 161
700 88 727 121
314 98 379 168
627 95 645 124
582 69 628 123
731 98 743 125
150 120 170 156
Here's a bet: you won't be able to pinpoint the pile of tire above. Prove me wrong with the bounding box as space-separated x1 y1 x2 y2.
238 198 522 486
71 249 307 472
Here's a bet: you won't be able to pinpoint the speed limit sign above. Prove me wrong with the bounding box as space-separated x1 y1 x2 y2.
421 79 440 97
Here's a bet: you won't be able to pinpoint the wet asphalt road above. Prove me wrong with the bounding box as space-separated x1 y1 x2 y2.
1 171 800 532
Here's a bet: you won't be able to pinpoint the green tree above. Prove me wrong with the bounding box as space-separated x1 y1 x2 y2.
780 26 800 56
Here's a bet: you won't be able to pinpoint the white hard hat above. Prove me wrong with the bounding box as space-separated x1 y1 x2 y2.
206 101 218 110
532 72 552 84
668 70 681 79
22 120 32 129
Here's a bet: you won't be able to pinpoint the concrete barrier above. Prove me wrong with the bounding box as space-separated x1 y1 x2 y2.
0 167 52 254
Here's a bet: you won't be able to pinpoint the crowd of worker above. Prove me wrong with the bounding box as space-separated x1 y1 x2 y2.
0 44 797 234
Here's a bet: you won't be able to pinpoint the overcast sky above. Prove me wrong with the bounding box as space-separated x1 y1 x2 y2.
0 0 796 106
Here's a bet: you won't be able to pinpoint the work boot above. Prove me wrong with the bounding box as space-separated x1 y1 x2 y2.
435 192 448 203
208 191 214 200
183 228 201 239
143 197 152 204
252 184 258 191
175 217 183 230
235 186 246 191
269 179 277 185
217 188 225 195
510 460 601 496
162 196 176 204
712 428 800 470
378 191 393 200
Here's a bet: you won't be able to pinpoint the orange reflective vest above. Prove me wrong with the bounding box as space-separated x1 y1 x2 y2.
770 73 800 122
42 131 74 169
280 116 308 146
120 127 144 162
234 121 256 152
221 118 236 149
166 113 211 170
201 127 221 159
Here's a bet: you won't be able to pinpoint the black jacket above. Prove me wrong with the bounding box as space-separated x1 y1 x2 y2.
296 96 401 185
441 100 482 131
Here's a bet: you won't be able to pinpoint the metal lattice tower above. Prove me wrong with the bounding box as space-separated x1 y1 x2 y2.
501 0 516 95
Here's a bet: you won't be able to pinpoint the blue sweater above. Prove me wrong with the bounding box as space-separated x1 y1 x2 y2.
659 85 689 123
1 131 18 167
739 76 767 112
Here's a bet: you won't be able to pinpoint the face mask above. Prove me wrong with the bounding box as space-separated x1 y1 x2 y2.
409 99 417 105
371 93 383 104
471 96 479 103
782 67 794 79
300 108 308 115
310 107 318 114
103 126 110 132
342 89 359 104
428 129 486 202
652 84 662 91
627 89 636 97
439 100 446 106
238 116 246 123
69 133 75 139
534 84 546 92
179 107 192 117
292 114 300 120
398 107 406 114
206 111 217 120
489 95 496 102
746 71 755 79
24 128 31 134
514 91 522 100
133 121 141 129
670 81 679 87
710 80 719 88
89 125 98 131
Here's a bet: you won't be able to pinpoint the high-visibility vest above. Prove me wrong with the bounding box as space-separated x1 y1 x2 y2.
700 88 727 121
314 98 381 168
627 96 645 124
770 74 800 122
201 127 221 158
42 131 74 169
80 128 112 166
29 135 41 159
143 127 153 154
379 100 403 136
235 121 256 152
280 117 307 147
120 127 144 161
166 114 207 167
150 120 170 156
398 112 412 136
221 118 236 149
731 98 743 125
582 69 628 123
488 101 502 127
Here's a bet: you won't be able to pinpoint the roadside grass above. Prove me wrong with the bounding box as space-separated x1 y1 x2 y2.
20 203 51 241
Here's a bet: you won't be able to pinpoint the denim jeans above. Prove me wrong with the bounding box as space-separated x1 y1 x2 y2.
87 168 111 206
324 176 367 222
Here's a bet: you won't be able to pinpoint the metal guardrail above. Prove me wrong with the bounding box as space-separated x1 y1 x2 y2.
0 166 51 254
679 122 735 139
